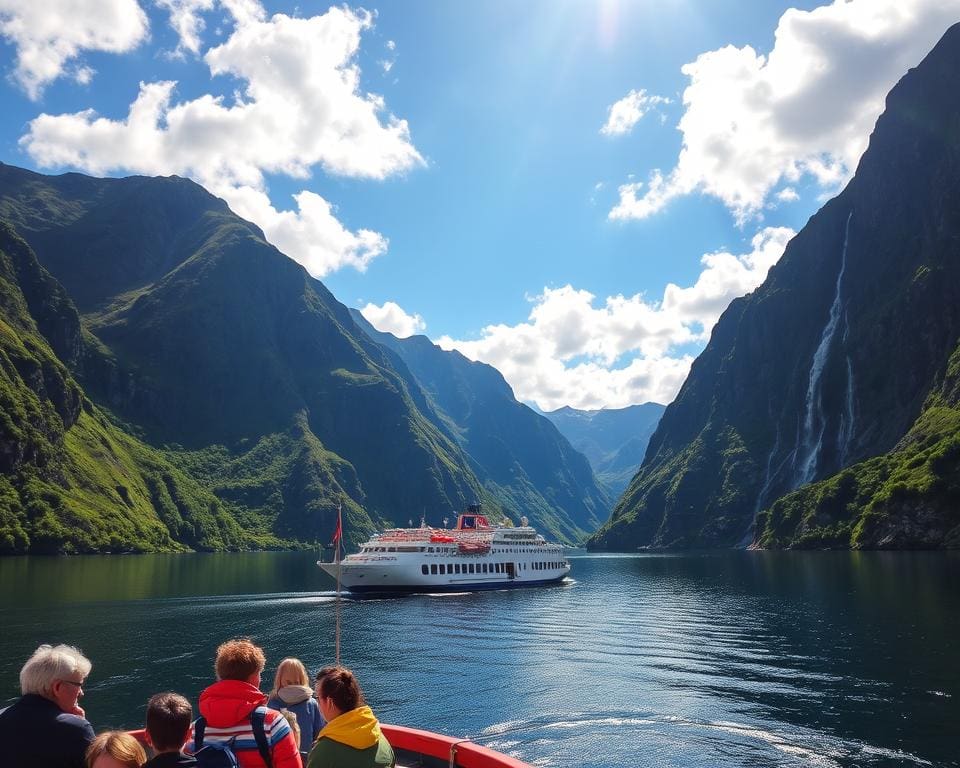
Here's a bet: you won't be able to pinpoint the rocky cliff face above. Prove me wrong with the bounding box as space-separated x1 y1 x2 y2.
589 23 960 550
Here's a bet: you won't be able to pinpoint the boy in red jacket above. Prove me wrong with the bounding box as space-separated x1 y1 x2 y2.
189 639 302 768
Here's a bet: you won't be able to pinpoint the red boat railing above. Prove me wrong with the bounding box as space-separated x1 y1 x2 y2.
127 723 532 768
382 723 532 768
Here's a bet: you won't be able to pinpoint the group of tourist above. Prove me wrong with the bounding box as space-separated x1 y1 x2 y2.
0 640 395 768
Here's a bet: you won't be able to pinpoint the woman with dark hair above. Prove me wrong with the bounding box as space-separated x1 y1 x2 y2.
307 667 394 768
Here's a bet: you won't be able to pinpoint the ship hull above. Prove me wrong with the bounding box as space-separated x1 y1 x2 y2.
318 560 568 594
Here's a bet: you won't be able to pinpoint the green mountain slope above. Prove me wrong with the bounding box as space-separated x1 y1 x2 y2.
0 164 488 550
352 312 610 543
0 222 245 553
589 23 960 551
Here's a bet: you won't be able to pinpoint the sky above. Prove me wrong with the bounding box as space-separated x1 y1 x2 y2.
1 0 958 411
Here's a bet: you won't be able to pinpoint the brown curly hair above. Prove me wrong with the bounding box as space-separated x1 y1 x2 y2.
215 638 266 681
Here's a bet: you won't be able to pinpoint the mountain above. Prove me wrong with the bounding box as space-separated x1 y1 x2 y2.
542 404 665 499
589 23 960 551
350 311 610 542
0 164 495 552
0 222 244 553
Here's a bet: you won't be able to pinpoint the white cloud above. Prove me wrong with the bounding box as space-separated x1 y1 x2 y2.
21 4 423 276
222 185 387 278
0 0 148 99
360 301 426 338
437 227 794 410
600 88 670 137
611 0 960 223
155 0 216 56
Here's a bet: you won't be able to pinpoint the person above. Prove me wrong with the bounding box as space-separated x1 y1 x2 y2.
307 667 394 768
267 658 323 755
85 731 147 768
143 693 197 767
188 638 302 768
0 643 96 768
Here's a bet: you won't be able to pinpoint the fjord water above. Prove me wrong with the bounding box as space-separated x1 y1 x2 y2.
0 552 956 767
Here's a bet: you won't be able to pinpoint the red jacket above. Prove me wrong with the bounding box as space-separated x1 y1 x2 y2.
189 680 302 768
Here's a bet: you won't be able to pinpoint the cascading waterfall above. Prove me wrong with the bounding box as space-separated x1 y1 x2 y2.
795 211 853 486
836 311 856 466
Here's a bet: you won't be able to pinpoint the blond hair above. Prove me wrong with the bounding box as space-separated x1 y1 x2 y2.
270 657 310 696
85 731 146 768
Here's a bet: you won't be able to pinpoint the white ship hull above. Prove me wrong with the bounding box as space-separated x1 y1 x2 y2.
318 517 570 594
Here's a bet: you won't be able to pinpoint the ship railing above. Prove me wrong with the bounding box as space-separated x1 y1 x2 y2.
126 724 533 768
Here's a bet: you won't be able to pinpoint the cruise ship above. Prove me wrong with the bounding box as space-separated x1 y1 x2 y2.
318 505 571 594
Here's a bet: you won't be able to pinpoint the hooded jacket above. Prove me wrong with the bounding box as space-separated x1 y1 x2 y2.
188 679 302 768
267 686 323 754
306 706 394 768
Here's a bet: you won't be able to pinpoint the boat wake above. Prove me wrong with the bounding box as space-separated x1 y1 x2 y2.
475 711 932 768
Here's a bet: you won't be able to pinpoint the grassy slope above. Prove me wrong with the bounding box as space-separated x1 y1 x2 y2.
0 222 247 554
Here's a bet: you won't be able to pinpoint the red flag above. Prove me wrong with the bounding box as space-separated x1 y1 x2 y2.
332 506 342 545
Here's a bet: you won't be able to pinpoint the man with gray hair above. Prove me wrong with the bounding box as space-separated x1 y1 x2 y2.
0 643 96 767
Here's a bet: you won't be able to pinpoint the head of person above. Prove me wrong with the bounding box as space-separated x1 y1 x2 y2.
145 692 192 754
85 731 146 768
314 666 365 721
271 658 310 695
20 643 92 714
215 638 266 687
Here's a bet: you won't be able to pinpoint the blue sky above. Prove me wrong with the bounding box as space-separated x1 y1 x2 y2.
1 0 957 410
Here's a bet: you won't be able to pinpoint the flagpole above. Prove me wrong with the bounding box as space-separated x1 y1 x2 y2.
335 499 342 666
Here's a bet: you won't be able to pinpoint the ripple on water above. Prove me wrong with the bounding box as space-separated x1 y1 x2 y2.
476 713 933 768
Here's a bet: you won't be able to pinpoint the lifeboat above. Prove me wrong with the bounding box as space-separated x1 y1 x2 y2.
458 541 491 555
127 724 532 767
430 533 456 543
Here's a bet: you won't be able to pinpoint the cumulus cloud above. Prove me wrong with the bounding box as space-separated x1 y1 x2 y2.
600 88 670 136
437 227 794 409
0 0 148 99
611 0 960 223
360 301 426 338
20 4 423 276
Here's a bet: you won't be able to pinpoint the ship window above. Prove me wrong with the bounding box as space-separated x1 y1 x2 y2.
469 564 475 574
421 565 428 575
455 564 461 574
439 564 446 575
431 564 438 575
428 547 434 553
388 547 396 552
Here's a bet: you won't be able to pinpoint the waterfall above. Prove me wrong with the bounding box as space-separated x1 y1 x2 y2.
837 312 856 466
796 211 852 486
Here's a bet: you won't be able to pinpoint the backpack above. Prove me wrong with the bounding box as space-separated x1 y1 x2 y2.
193 705 273 768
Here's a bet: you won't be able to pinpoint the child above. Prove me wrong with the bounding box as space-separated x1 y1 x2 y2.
86 731 147 768
144 693 197 767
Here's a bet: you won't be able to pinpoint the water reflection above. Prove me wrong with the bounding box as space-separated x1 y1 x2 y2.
0 551 957 767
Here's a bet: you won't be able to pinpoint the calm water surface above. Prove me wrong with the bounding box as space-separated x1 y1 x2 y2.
1 551 957 767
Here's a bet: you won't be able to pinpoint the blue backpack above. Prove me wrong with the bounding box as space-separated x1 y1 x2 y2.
193 706 273 768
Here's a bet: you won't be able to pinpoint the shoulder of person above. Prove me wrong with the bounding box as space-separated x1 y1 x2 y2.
55 712 94 734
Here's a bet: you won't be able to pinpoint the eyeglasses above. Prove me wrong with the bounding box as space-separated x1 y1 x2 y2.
59 679 84 688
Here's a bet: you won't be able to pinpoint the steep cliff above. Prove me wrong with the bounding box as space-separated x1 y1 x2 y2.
589 23 960 550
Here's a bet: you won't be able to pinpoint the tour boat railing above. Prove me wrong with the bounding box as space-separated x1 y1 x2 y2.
127 723 533 768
